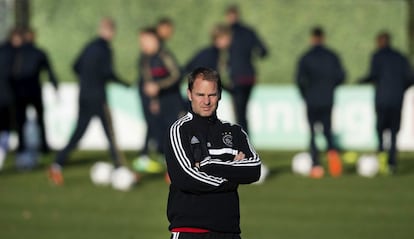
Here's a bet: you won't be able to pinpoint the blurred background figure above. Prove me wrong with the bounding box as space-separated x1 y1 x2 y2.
13 28 59 154
0 29 23 169
156 17 174 46
49 17 129 185
133 27 183 175
359 31 413 175
296 26 345 179
185 24 232 76
226 5 270 184
225 4 268 134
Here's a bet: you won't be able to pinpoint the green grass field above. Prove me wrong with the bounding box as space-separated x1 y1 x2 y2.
1 151 414 239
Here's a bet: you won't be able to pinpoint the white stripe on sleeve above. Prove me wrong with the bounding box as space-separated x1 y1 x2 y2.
170 113 227 186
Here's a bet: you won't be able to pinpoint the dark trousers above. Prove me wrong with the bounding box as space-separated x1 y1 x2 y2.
0 105 12 131
170 232 241 239
16 96 48 151
376 105 401 166
139 92 162 155
306 106 336 166
139 91 184 155
55 100 121 167
232 85 253 134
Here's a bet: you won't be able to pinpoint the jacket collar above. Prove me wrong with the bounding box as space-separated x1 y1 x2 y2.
96 37 109 46
189 109 218 124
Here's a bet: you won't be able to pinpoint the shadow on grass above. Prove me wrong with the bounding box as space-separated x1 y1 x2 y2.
395 159 414 176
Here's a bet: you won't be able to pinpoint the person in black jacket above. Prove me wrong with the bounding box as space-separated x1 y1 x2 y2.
165 67 261 238
296 27 345 178
48 18 129 185
132 28 184 174
156 17 174 45
0 29 24 169
13 28 59 153
134 19 177 168
360 31 413 174
185 24 232 77
225 5 268 134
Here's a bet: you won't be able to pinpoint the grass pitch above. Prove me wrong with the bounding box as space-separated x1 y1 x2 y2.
1 151 414 239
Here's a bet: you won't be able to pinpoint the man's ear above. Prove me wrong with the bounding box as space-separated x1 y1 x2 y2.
187 89 192 101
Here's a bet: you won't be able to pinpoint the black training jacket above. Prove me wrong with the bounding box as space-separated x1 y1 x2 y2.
229 22 268 86
362 46 413 108
185 46 221 73
296 45 345 109
13 43 58 97
138 48 181 95
165 111 261 233
0 42 15 106
73 37 127 102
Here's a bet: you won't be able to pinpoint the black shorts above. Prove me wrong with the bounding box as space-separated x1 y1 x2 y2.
0 105 12 131
306 106 332 126
170 232 241 239
376 105 402 133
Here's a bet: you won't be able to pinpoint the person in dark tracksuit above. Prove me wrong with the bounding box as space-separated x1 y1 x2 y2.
13 28 59 153
360 31 413 174
225 5 268 134
133 28 184 174
165 67 261 239
48 18 129 185
156 17 174 45
186 23 270 184
135 18 179 160
296 27 345 178
185 24 232 78
0 29 24 169
136 19 176 162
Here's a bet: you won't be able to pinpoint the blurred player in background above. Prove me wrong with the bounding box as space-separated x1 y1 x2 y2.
360 31 413 175
226 6 270 184
13 28 59 154
296 27 345 178
0 29 23 169
185 24 232 76
156 17 174 46
225 5 268 134
132 28 184 175
48 17 129 185
166 67 261 238
134 18 175 168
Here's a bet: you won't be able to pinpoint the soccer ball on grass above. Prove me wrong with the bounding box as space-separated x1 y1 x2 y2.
111 166 136 191
357 154 379 178
291 152 312 176
90 161 114 186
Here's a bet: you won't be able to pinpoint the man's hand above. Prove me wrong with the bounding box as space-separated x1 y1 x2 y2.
234 151 245 161
149 99 160 114
144 82 160 97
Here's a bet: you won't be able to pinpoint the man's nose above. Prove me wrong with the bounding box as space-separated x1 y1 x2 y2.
203 96 210 105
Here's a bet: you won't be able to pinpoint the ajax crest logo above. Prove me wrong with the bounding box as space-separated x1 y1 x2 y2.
222 132 233 147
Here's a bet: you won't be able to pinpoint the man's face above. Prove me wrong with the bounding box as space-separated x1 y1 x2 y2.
187 77 220 117
215 34 232 49
376 37 387 49
311 35 324 46
139 33 159 55
157 24 174 41
99 21 116 41
11 33 23 47
226 12 238 25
